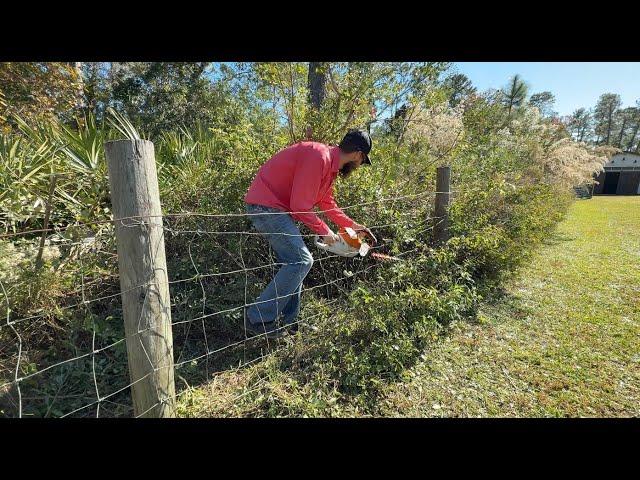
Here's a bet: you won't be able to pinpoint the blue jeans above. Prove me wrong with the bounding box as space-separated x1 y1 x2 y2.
246 203 314 325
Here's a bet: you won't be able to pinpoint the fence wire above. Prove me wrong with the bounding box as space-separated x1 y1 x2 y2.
0 189 454 417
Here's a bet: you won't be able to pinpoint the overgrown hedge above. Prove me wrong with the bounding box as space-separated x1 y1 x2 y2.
1 87 595 417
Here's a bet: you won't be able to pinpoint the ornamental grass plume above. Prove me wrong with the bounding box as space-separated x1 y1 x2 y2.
542 139 610 188
404 103 465 159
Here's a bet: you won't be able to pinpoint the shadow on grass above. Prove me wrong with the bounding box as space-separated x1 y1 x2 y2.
541 231 576 247
480 287 533 324
464 228 577 331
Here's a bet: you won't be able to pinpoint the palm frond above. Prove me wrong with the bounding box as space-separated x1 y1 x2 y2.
106 107 141 140
59 112 104 172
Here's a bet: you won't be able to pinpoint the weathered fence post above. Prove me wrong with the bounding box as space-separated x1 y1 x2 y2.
433 165 451 245
105 139 176 418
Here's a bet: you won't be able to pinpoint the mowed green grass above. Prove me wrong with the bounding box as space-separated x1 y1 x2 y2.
380 196 640 417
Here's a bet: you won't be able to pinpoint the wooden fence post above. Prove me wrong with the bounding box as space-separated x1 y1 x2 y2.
105 139 175 418
433 165 451 245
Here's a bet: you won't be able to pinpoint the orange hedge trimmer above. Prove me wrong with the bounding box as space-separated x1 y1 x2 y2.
314 227 402 262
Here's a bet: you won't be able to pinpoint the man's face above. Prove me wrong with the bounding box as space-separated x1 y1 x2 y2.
339 151 364 178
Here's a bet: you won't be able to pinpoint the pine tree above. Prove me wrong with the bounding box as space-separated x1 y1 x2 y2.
529 91 557 118
593 93 622 145
500 74 529 118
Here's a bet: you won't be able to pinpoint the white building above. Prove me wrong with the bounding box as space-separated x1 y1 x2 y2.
594 152 640 195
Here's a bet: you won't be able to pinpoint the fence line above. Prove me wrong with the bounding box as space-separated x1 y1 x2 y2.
55 250 391 419
0 138 454 417
61 242 424 419
1 224 442 417
0 227 430 394
0 215 440 331
1 231 433 398
138 245 426 418
0 190 460 240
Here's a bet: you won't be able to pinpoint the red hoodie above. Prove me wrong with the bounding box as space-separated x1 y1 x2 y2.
244 142 355 236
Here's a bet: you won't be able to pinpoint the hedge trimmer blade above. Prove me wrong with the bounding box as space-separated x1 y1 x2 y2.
370 252 402 262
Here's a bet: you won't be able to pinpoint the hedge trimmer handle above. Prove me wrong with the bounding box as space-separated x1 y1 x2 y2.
314 235 361 257
352 224 377 245
314 235 331 251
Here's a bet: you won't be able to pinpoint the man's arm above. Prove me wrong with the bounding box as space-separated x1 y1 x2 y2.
317 186 355 229
319 186 377 244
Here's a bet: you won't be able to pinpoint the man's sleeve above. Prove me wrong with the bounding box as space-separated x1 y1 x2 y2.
317 186 355 229
289 155 332 236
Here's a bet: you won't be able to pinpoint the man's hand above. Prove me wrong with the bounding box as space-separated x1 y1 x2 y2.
351 222 377 244
322 231 340 246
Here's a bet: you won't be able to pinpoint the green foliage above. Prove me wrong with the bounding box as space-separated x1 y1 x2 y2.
442 73 476 107
0 109 118 233
250 62 450 144
0 62 83 130
105 107 141 140
0 130 58 230
0 62 607 417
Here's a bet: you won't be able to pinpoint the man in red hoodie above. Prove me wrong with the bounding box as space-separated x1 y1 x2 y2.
244 129 375 338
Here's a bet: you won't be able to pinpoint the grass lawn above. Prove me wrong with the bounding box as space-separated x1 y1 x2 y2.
379 196 640 417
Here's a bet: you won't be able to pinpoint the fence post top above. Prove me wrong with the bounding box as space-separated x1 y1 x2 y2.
104 139 153 147
104 139 155 160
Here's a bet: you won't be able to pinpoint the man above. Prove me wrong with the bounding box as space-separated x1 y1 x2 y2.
243 129 376 338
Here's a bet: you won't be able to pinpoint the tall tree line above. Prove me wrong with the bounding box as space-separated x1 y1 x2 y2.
0 62 257 137
564 93 640 152
7 62 635 151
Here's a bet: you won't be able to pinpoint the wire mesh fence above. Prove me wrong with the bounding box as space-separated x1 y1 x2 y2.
0 145 455 418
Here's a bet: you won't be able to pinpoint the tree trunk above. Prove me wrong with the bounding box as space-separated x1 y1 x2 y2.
578 122 586 142
306 62 328 140
605 107 614 145
70 62 86 124
307 62 327 111
627 124 639 151
617 118 628 148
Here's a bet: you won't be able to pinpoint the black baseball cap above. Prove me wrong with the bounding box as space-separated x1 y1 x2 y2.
339 129 372 165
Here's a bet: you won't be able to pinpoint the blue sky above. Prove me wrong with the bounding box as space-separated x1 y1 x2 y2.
453 62 640 117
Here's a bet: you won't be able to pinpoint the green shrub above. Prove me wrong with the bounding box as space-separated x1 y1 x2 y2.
0 66 603 417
